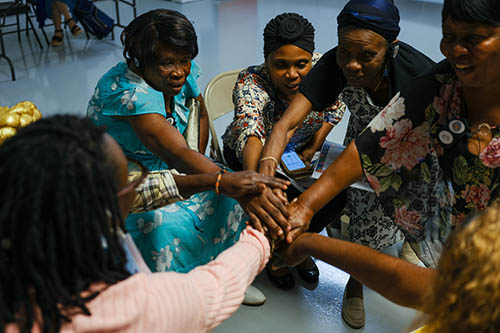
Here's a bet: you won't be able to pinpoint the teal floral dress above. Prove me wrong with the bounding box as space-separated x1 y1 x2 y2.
355 61 500 267
87 61 246 273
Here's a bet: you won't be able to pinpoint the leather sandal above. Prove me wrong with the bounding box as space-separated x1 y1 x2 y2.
50 29 64 47
65 18 82 37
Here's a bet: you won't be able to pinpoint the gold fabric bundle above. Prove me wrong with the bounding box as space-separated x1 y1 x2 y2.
0 101 42 144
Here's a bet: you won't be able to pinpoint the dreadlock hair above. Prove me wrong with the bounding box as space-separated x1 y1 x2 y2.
0 115 131 333
121 9 198 71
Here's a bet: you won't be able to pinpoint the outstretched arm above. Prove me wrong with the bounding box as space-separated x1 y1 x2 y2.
278 232 436 310
259 93 313 176
125 113 220 174
142 227 270 332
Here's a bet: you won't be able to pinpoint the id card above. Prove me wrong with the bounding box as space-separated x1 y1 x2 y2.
281 151 306 171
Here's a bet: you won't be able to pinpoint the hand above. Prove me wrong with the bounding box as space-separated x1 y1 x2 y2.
298 148 315 163
272 232 315 268
285 199 314 244
238 187 290 241
220 170 289 198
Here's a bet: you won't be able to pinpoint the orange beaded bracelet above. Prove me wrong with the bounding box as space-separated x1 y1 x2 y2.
215 169 226 195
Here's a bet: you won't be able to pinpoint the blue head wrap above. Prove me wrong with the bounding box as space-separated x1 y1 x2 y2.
337 0 400 42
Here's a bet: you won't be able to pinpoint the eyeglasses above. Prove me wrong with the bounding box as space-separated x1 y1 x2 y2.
117 157 149 197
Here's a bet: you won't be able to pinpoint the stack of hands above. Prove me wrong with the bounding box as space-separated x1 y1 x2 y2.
217 169 314 267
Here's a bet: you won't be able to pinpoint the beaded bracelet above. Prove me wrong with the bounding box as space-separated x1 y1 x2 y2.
215 169 226 195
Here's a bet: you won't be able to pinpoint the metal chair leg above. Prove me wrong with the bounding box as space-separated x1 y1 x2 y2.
0 31 15 80
26 13 42 49
16 13 20 42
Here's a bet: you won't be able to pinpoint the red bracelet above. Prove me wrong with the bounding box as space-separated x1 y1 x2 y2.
215 169 226 195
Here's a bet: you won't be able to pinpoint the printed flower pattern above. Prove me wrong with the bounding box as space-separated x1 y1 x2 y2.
88 61 246 274
368 92 405 133
356 69 500 267
380 119 431 170
480 137 500 168
222 53 346 159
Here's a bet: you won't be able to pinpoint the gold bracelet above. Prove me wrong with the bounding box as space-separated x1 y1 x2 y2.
215 169 226 195
259 156 279 167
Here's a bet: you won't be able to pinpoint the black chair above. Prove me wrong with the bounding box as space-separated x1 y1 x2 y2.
0 0 43 80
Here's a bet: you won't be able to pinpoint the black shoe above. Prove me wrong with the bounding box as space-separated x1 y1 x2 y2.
266 264 295 290
297 257 319 283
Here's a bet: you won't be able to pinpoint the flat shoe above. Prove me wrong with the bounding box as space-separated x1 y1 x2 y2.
265 264 294 290
242 285 266 306
400 241 423 266
296 257 319 283
341 289 365 329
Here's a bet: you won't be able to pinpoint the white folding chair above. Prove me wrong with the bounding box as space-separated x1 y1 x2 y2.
203 69 241 164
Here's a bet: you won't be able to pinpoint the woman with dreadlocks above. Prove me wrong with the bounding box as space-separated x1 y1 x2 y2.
0 115 271 332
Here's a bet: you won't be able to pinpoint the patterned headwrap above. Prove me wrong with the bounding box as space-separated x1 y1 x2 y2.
263 13 315 58
337 0 400 42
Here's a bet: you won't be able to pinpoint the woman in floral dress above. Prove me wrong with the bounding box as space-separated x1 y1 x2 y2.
88 9 288 274
278 0 500 293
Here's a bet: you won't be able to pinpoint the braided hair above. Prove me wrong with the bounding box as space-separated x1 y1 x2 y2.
0 115 131 332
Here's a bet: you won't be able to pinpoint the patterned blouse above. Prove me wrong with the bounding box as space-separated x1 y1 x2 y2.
222 53 345 160
355 62 500 267
339 87 403 250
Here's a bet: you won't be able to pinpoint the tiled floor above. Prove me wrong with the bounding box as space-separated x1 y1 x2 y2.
0 0 445 331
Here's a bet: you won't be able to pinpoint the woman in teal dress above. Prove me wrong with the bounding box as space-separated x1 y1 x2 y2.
88 9 289 273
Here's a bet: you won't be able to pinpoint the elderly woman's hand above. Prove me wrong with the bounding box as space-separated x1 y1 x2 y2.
220 170 289 198
237 187 291 241
284 199 314 244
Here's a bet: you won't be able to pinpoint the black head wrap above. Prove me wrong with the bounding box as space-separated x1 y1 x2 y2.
337 0 400 42
263 13 315 58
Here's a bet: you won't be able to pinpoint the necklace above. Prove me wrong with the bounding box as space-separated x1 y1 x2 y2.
472 123 497 154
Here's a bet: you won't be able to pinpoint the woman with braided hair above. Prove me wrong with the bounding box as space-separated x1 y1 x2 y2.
0 115 272 332
222 13 346 292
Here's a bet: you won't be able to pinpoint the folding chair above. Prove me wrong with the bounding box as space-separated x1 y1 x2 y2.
203 69 241 163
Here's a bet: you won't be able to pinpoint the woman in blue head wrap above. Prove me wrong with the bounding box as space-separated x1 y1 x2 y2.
259 0 435 329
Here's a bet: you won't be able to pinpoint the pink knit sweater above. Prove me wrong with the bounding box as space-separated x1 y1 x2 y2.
7 227 270 333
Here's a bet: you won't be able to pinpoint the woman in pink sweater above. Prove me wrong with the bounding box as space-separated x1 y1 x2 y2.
0 115 270 333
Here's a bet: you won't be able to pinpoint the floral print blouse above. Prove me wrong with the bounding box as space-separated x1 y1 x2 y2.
355 62 500 267
222 53 345 159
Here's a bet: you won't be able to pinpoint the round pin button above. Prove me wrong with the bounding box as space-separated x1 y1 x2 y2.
449 119 465 134
439 130 454 145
